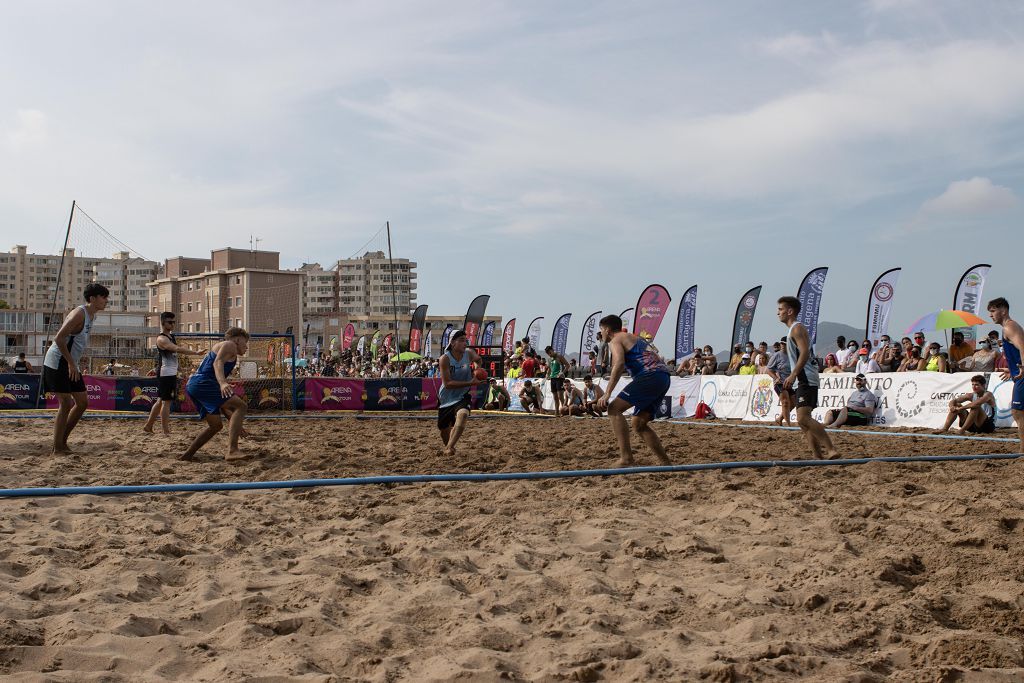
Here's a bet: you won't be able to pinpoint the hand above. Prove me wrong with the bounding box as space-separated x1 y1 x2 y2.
596 396 608 411
68 363 81 382
220 382 234 398
1015 364 1024 381
782 374 794 391
1000 371 1012 381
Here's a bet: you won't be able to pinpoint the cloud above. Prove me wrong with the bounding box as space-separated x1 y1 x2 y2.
5 109 47 148
759 31 837 59
920 177 1018 215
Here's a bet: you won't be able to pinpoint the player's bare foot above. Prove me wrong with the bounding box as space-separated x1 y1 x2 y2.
932 428 947 435
825 450 841 460
226 449 251 462
178 452 197 461
656 455 671 466
143 426 154 434
614 457 634 468
443 446 456 457
52 447 72 455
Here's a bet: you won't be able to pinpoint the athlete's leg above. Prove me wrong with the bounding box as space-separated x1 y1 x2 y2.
61 391 89 450
223 396 248 459
443 408 470 456
934 407 966 434
632 411 670 465
52 393 73 454
829 407 849 428
160 398 172 434
143 398 161 433
181 413 223 460
607 397 634 466
1012 409 1024 453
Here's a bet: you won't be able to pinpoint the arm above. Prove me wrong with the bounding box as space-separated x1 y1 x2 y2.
157 335 202 355
962 391 994 409
598 338 626 408
1002 321 1024 379
440 354 482 390
52 309 86 381
783 325 810 390
212 342 238 397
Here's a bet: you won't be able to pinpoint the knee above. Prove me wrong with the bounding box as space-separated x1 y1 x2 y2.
74 396 89 411
608 403 624 416
632 416 650 432
455 409 469 425
209 420 223 433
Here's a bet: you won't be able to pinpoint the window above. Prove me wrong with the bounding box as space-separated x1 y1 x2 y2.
183 270 190 276
179 304 184 313
197 302 202 311
235 318 241 327
267 275 274 283
196 281 202 289
235 275 241 285
187 303 192 312
227 298 231 308
235 296 241 307
188 282 193 291
187 323 193 332
195 322 201 332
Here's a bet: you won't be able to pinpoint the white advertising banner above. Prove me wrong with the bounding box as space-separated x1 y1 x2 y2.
698 375 754 420
866 268 901 349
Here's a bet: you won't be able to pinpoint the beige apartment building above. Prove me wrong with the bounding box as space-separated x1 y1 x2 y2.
147 248 302 337
0 245 159 312
335 251 416 318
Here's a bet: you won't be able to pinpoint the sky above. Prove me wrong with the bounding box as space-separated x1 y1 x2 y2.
2 0 1023 354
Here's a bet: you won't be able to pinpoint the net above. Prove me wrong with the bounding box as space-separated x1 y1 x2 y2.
175 333 297 411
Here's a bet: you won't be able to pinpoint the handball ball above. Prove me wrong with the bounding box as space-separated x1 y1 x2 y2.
474 368 488 381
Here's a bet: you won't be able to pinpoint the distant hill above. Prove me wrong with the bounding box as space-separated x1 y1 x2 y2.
815 320 866 351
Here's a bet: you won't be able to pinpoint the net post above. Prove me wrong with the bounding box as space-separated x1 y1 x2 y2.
36 201 76 409
386 221 404 410
290 332 298 411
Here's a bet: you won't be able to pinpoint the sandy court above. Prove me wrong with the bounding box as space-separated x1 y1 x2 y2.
1 415 1023 681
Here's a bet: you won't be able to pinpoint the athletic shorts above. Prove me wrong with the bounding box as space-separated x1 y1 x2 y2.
42 361 86 394
617 372 670 418
774 381 793 396
158 376 177 401
438 394 471 431
845 412 870 427
1012 379 1024 411
967 416 995 434
794 385 819 410
549 377 564 394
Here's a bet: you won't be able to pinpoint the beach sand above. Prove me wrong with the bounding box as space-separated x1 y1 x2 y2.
1 415 1023 681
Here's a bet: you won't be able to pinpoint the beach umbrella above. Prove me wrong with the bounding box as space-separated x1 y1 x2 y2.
389 351 422 362
904 309 986 334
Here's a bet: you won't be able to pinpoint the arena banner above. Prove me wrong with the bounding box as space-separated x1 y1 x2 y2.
44 375 117 411
502 319 516 356
440 324 454 351
698 375 753 420
481 320 496 346
464 294 490 344
356 335 366 356
579 310 601 364
796 266 828 345
953 263 991 347
730 286 762 351
633 284 671 343
551 313 571 355
0 374 41 410
527 317 543 353
619 308 634 335
364 379 421 411
303 378 365 411
241 382 285 411
113 377 161 412
865 268 901 349
675 285 697 363
409 305 428 353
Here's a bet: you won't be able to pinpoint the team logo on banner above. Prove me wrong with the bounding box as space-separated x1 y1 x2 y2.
129 386 156 406
699 382 718 409
874 282 894 302
895 380 925 419
743 295 756 309
749 377 774 418
0 383 30 404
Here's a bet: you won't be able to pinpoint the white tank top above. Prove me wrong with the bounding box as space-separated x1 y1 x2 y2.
43 306 93 369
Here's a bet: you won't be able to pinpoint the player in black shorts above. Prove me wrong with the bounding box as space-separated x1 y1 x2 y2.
144 312 201 435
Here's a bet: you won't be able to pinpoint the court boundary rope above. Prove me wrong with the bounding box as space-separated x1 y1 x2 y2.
1 452 1020 498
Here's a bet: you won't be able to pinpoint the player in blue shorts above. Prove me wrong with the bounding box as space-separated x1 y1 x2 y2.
595 314 671 467
181 327 250 461
988 297 1024 452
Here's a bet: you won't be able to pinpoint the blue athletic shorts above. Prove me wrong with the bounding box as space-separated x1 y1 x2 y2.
1012 378 1024 411
617 372 670 418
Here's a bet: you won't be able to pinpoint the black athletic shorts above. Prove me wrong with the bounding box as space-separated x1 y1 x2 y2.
42 361 86 394
967 416 995 434
794 385 818 409
158 376 178 401
845 412 870 427
774 381 793 396
437 394 471 431
549 377 564 394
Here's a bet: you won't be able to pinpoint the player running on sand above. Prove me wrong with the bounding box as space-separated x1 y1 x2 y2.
988 297 1024 452
181 327 250 461
777 296 838 459
437 329 484 456
595 314 671 467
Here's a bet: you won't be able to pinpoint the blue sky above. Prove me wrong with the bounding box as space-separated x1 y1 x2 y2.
2 1 1022 353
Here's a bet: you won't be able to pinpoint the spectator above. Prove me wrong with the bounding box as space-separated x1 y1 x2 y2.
898 346 922 372
753 342 770 373
856 348 881 374
948 331 972 367
834 336 850 367
544 346 570 416
822 353 843 373
587 350 597 376
738 353 756 375
518 380 545 414
482 379 510 411
513 341 524 358
507 358 523 378
581 375 605 416
561 382 585 416
676 349 700 376
960 338 1000 372
823 373 877 428
874 336 897 372
726 344 744 374
840 340 860 372
521 352 537 379
13 352 33 374
701 356 717 375
765 338 794 427
922 342 948 372
934 374 996 435
912 330 927 348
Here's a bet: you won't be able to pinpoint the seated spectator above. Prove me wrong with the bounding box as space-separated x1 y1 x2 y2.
840 340 860 372
482 379 510 411
561 382 585 416
676 349 700 376
898 346 922 372
822 353 843 373
737 354 756 375
823 373 877 428
753 341 770 373
518 380 546 414
874 336 898 372
947 331 972 367
961 338 1000 372
567 358 580 378
922 342 947 372
856 348 881 374
701 356 717 375
581 375 605 416
507 358 523 378
834 336 850 367
912 331 927 348
726 344 744 374
934 374 996 435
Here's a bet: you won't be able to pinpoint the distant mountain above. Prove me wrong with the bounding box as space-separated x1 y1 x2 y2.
815 320 866 350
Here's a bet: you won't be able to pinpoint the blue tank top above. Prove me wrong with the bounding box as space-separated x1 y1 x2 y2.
1004 336 1022 379
44 305 93 369
786 323 819 388
624 337 669 378
438 350 473 408
193 351 237 384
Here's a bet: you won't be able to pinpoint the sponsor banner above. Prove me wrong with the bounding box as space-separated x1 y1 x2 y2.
464 294 490 345
0 374 41 410
364 379 421 411
502 319 516 356
633 284 671 343
991 375 1020 428
551 313 571 355
481 320 496 347
698 375 753 419
731 286 762 350
370 331 381 359
382 334 394 355
579 311 601 362
865 268 901 349
409 305 428 352
440 324 454 351
241 382 284 411
343 324 356 350
796 267 828 345
421 378 442 410
424 332 433 358
410 329 422 354
953 264 991 346
114 378 162 412
303 378 365 411
44 375 117 411
619 308 633 336
527 317 543 353
675 285 697 363
356 335 366 356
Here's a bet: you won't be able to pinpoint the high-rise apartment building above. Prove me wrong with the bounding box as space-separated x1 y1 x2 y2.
334 251 416 317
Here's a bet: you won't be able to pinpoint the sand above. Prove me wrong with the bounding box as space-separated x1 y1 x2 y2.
1 415 1023 681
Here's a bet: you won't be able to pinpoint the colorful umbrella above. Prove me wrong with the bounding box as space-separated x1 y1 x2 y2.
904 309 986 334
389 351 422 362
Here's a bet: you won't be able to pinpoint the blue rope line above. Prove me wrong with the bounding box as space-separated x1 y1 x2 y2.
667 419 1019 444
1 452 1019 498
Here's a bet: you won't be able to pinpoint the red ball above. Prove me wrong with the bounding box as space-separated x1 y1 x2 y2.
474 367 488 381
